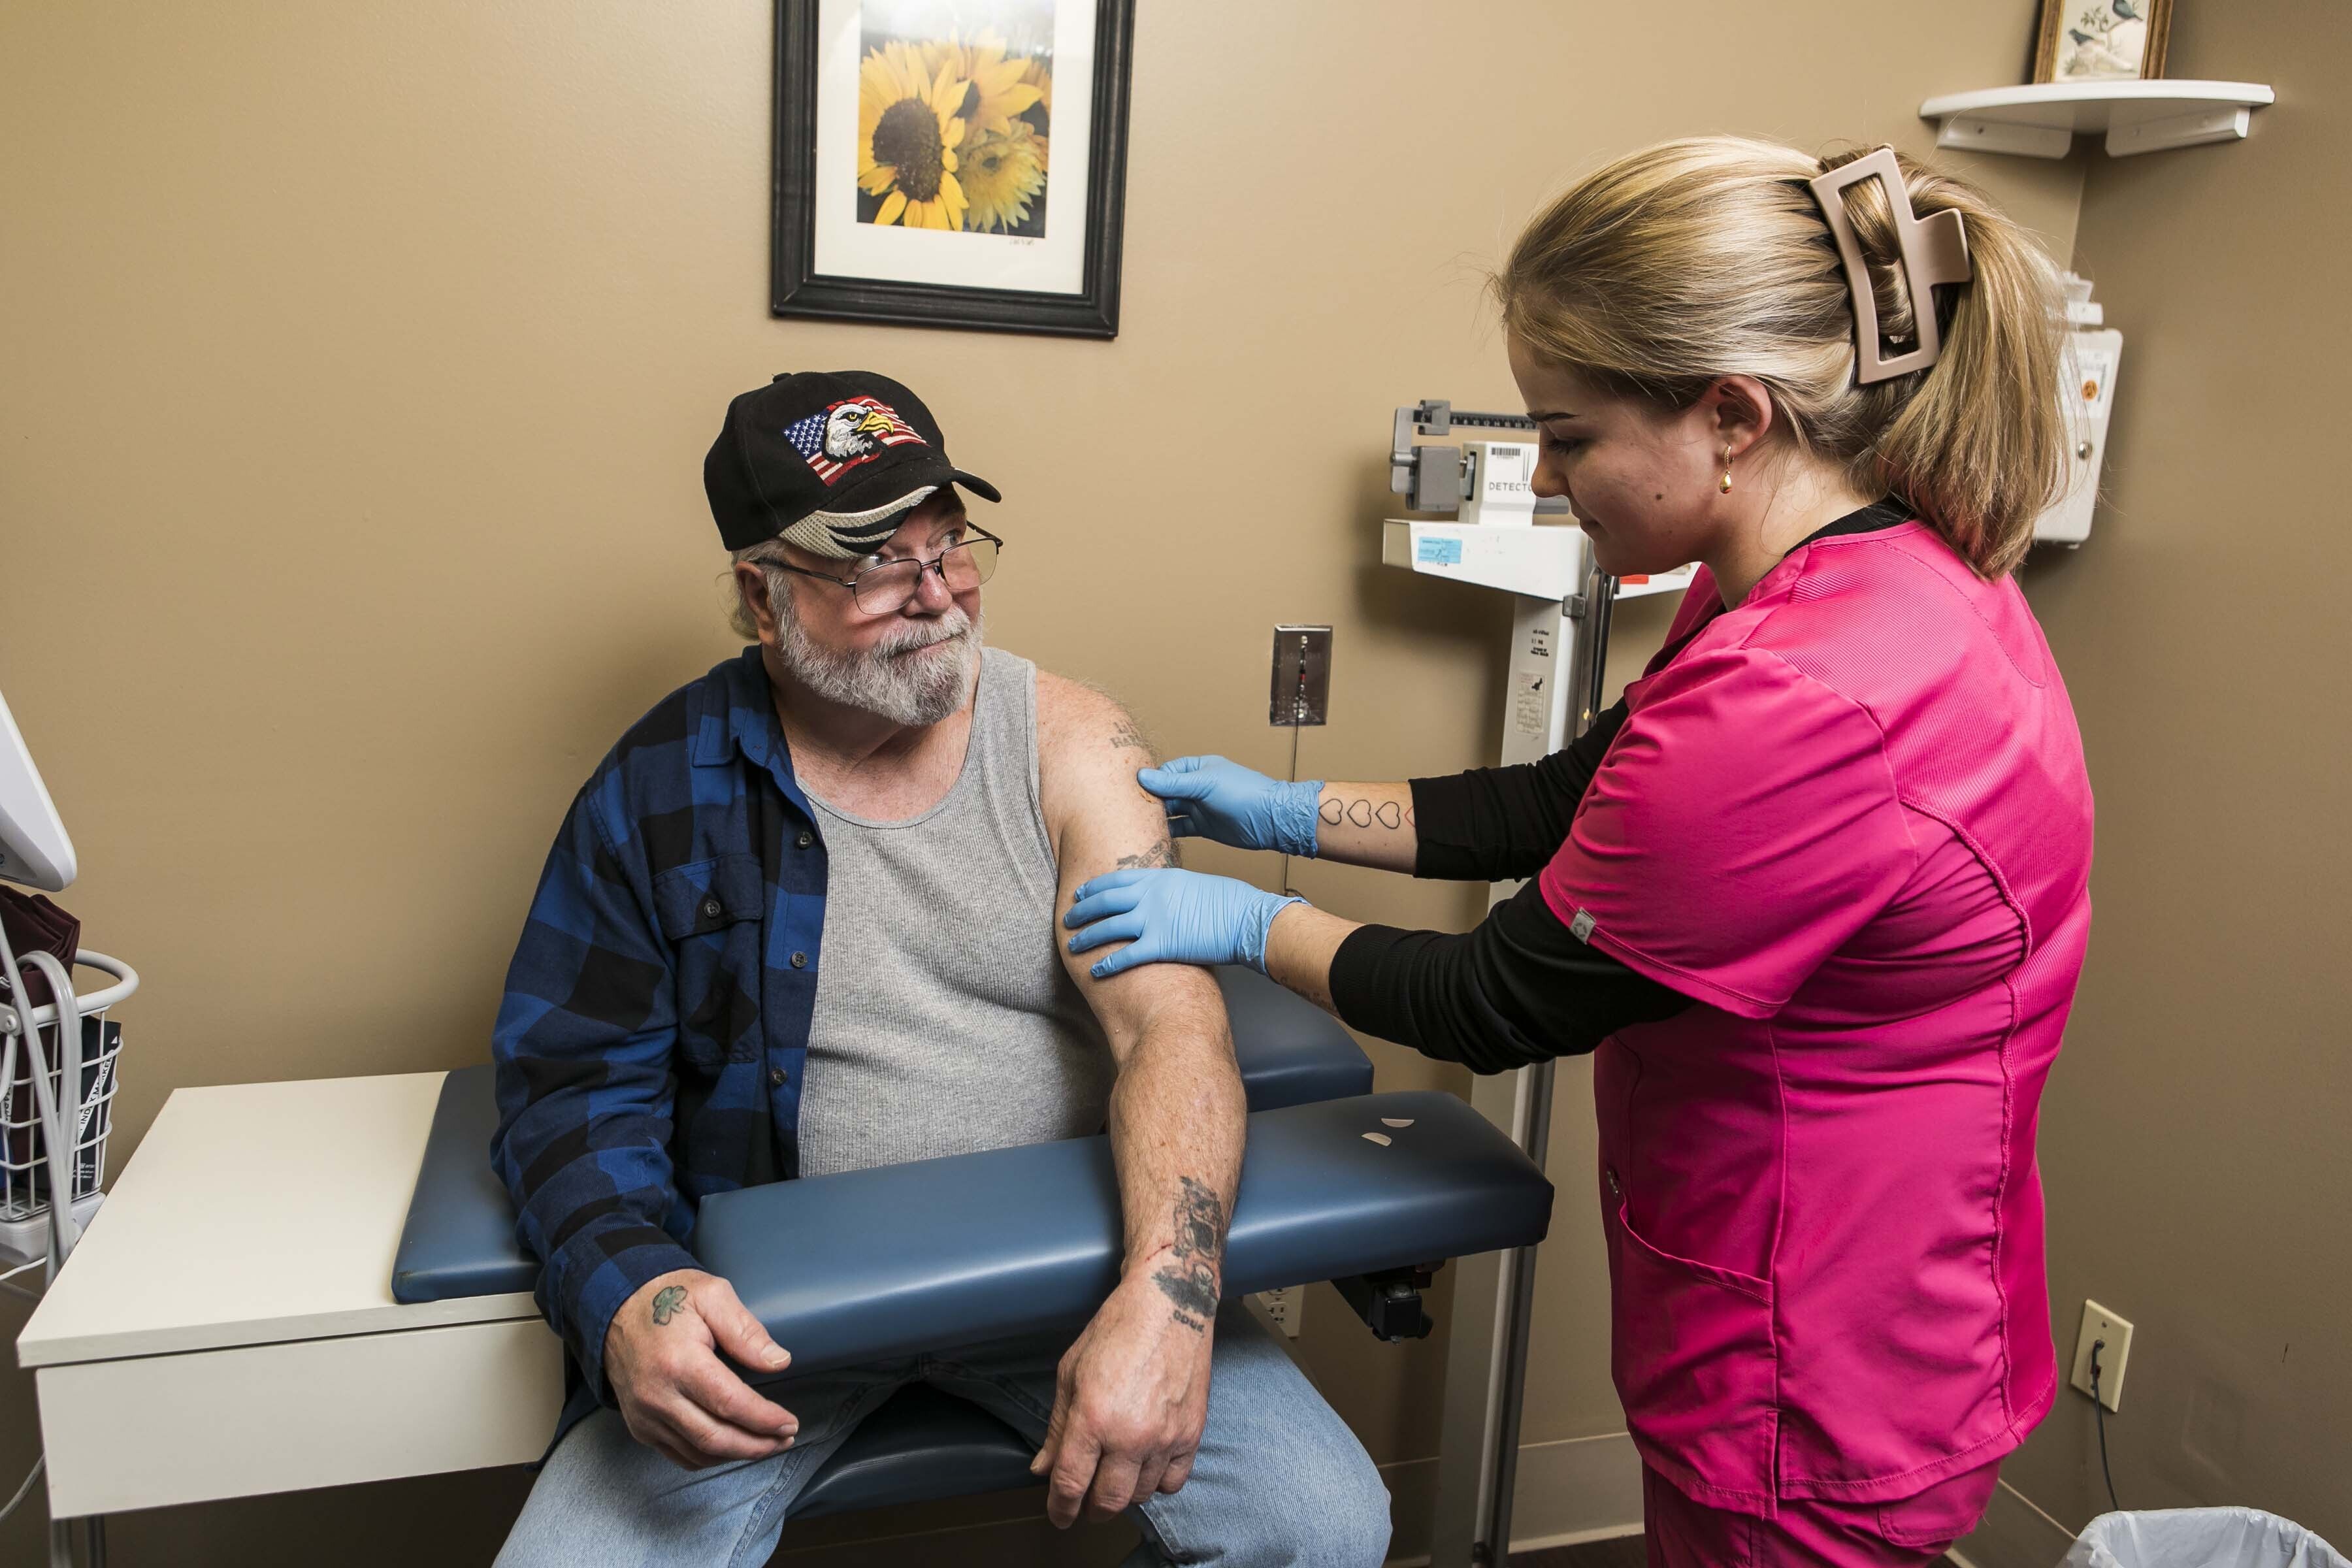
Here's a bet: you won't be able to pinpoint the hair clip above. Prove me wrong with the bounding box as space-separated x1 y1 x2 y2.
1806 147 1972 385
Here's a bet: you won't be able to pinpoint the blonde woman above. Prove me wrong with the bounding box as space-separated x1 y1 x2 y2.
1066 139 2094 1565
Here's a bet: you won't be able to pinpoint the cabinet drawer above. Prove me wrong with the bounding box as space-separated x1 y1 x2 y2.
37 1315 561 1516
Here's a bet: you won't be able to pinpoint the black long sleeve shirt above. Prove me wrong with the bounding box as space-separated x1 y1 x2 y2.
1326 699 1691 1071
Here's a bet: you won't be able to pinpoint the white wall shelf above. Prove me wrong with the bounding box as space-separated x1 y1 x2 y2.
1919 80 2274 159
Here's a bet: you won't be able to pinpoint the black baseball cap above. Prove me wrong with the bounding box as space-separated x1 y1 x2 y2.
704 370 1001 557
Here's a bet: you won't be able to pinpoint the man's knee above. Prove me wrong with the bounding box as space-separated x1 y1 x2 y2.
1290 1437 1392 1567
1330 1467 1394 1566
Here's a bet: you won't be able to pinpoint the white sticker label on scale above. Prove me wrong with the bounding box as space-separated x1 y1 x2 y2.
1513 671 1550 738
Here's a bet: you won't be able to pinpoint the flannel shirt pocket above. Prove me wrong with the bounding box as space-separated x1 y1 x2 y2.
653 854 766 1064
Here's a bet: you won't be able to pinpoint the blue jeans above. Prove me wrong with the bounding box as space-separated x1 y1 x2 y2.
496 1303 1390 1567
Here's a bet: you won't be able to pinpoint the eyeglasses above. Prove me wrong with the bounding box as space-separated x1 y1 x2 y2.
766 527 1003 615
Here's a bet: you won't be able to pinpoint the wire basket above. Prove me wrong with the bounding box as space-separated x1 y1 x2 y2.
0 951 135 1249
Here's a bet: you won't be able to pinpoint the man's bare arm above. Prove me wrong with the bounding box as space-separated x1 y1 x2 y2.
1043 677 1245 1326
1028 674 1246 1525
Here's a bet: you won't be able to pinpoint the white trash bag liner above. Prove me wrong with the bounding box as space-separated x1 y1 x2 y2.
2065 1509 2348 1568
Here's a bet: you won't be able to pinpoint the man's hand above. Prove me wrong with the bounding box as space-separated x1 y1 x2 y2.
604 1267 800 1470
1029 1266 1217 1527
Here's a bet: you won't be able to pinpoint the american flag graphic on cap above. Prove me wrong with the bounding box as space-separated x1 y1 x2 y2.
781 396 927 485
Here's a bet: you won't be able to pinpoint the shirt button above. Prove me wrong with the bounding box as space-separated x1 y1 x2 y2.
796 830 814 849
791 951 809 969
702 898 723 919
770 1066 789 1087
1606 1167 1622 1198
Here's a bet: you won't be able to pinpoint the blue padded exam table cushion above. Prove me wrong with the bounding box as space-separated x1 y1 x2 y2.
389 964 1372 1305
697 1088 1548 1379
790 1381 1036 1519
732 1085 1554 1515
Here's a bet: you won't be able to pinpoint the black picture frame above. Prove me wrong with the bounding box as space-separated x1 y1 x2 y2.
770 0 1135 340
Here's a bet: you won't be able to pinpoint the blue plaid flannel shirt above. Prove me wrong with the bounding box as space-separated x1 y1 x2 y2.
491 648 828 1440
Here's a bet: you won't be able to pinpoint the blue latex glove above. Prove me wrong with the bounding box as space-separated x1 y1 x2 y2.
1063 868 1305 979
1137 755 1322 858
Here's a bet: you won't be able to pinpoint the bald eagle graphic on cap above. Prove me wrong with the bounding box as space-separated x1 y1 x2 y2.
824 399 917 462
813 395 912 463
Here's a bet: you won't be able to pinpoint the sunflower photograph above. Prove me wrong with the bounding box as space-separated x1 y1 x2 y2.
855 1 1054 237
776 0 1132 337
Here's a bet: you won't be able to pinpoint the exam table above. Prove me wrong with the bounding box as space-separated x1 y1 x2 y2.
389 966 1556 1521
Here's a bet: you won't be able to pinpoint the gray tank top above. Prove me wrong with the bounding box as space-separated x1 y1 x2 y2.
794 647 1113 1178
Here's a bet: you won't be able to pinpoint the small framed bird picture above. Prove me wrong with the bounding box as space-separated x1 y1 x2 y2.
2033 0 2173 84
772 0 1135 338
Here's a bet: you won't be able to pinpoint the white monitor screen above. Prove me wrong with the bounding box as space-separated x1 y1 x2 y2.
0 689 74 892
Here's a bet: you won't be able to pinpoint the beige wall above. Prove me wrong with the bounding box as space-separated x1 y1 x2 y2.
1 3 2082 1562
1959 5 2352 1560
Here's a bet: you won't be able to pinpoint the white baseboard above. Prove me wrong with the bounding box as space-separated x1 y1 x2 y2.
1502 1430 1647 1550
1384 1430 1644 1565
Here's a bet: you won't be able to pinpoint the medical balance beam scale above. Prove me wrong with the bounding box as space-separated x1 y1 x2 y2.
1386 402 1690 1568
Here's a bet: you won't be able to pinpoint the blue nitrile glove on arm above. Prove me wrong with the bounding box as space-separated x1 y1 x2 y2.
1139 756 1322 858
1064 868 1305 979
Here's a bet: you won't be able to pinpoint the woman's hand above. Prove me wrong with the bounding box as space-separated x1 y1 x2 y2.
1064 868 1303 978
1139 757 1321 858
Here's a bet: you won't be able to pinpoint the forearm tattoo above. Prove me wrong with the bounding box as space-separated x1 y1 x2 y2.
651 1284 687 1326
1320 795 1411 831
1151 1176 1227 1332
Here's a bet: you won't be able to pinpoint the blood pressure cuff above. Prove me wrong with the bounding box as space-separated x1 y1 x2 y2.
695 1088 1553 1380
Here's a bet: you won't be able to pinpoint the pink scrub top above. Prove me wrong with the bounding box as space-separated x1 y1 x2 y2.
1537 519 2093 1518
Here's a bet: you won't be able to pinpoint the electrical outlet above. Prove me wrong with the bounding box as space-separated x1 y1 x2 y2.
1252 1286 1304 1339
1267 626 1333 727
2070 1299 2134 1412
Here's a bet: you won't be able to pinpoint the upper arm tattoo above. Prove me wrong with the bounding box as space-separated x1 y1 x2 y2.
1115 841 1177 871
1151 1176 1227 1332
1107 714 1154 757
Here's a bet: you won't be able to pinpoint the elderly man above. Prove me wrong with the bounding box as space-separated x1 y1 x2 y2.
489 371 1389 1566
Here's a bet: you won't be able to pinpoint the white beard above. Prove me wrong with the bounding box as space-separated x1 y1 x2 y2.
773 580 981 728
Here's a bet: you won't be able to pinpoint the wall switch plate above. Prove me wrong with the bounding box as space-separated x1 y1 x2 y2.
1252 1286 1303 1339
2070 1299 2134 1411
1269 626 1333 727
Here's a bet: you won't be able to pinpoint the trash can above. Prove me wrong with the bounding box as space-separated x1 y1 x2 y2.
2065 1509 2349 1568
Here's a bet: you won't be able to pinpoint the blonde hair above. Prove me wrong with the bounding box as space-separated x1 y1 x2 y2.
1496 137 2065 577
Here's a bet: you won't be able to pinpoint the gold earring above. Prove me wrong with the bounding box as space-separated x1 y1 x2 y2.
1720 446 1734 494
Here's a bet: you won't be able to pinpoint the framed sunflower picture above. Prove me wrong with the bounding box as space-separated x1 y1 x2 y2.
773 0 1135 338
